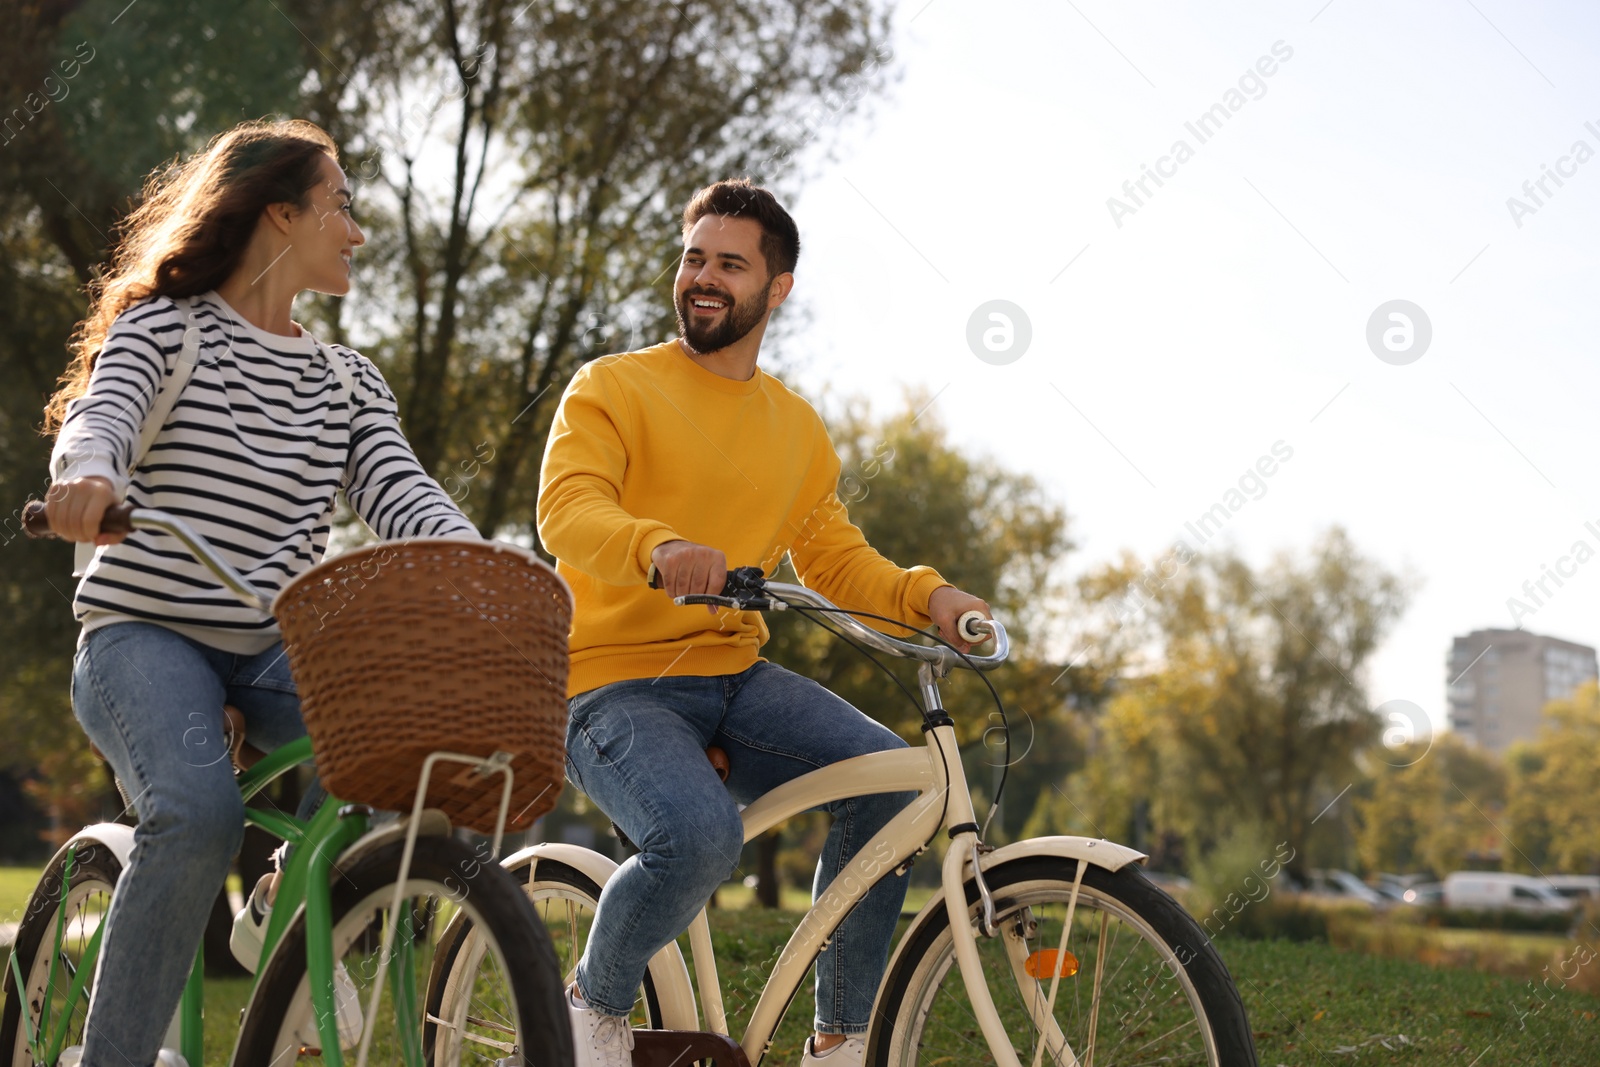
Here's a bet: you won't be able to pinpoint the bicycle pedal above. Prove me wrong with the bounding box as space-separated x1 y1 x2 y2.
630 1028 751 1066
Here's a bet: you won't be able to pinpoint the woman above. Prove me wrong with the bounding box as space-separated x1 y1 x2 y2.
42 119 478 1067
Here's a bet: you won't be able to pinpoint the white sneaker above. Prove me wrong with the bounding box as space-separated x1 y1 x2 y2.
229 873 274 971
230 873 363 1049
58 1048 189 1067
802 1035 866 1066
567 986 635 1067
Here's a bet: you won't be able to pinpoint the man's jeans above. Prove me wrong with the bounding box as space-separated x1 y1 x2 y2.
564 661 914 1035
71 622 310 1067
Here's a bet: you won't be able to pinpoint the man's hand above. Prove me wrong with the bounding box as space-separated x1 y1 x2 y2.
44 476 124 545
650 540 727 614
928 585 992 654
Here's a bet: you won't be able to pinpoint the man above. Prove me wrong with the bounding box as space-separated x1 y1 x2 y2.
537 179 990 1067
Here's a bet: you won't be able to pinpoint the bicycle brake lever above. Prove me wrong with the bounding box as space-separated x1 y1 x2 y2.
676 594 783 611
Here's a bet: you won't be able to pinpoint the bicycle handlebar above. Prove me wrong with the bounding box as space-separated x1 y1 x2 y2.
649 562 1009 672
23 501 266 611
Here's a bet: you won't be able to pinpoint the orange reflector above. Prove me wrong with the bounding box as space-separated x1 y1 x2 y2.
1025 949 1080 979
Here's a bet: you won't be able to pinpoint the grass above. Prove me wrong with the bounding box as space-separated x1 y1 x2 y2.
1227 937 1599 1064
0 867 42 929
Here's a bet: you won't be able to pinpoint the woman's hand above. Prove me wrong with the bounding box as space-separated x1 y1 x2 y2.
45 476 125 544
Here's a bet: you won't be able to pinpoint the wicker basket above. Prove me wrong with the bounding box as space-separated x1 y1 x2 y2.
274 539 572 834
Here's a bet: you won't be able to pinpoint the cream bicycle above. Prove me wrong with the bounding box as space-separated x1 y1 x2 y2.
431 568 1259 1066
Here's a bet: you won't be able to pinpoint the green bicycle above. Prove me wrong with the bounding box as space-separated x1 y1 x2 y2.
2 503 575 1067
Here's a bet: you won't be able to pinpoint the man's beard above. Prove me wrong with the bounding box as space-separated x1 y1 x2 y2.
677 285 768 355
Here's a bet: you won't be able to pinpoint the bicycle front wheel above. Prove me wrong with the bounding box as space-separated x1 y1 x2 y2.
233 835 572 1067
871 856 1257 1067
429 857 671 1034
1 837 122 1067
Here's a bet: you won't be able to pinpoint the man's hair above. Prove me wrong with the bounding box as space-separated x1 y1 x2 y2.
681 179 800 278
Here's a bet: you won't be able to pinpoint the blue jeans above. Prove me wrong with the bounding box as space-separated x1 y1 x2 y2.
564 661 914 1035
72 622 310 1067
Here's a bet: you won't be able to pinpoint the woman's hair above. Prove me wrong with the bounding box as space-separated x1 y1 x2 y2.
43 118 338 432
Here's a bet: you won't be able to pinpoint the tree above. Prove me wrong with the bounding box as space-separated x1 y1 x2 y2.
1355 734 1505 876
1068 528 1411 876
320 0 894 541
1507 682 1600 874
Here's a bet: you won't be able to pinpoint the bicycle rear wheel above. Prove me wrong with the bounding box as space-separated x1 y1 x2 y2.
1 838 122 1067
870 856 1257 1067
233 835 572 1067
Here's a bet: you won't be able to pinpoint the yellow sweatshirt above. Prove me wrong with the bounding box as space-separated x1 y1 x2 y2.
537 341 949 697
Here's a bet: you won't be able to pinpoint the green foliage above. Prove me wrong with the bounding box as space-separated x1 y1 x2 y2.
1506 682 1600 875
52 0 306 189
1356 734 1506 877
1414 907 1576 934
1073 528 1412 874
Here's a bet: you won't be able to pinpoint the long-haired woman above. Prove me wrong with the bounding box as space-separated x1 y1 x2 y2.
42 118 477 1067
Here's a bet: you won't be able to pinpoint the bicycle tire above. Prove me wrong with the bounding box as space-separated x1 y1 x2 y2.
232 835 573 1067
430 858 668 1034
1 838 123 1066
869 856 1258 1067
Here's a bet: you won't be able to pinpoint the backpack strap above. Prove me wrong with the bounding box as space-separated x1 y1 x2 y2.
135 295 204 464
73 296 204 576
318 341 356 403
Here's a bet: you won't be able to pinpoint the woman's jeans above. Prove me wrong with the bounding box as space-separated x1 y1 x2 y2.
71 622 310 1067
564 661 914 1035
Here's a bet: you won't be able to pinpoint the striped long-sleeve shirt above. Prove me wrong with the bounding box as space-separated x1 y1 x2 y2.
51 291 478 653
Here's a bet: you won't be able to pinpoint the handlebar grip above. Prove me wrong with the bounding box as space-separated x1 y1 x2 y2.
22 500 136 540
957 610 992 643
649 563 766 596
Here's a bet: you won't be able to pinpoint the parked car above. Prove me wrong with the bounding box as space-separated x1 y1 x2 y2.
1542 875 1600 903
1403 881 1444 905
1442 872 1572 913
1371 881 1412 905
1371 873 1429 905
1303 869 1388 907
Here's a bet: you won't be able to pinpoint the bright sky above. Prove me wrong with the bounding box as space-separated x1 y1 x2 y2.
776 0 1600 740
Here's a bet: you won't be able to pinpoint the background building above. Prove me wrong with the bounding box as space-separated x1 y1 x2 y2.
1447 629 1598 754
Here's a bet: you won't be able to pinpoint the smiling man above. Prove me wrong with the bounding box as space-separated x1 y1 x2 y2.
537 179 990 1067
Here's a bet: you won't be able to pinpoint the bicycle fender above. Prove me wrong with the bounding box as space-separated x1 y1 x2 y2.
878 835 1148 1005
59 822 137 869
49 824 190 1046
981 835 1147 873
498 842 700 1029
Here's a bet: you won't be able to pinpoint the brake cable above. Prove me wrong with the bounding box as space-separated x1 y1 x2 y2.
763 594 1014 843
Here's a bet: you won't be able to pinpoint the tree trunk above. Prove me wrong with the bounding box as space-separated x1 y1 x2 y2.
756 830 781 909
